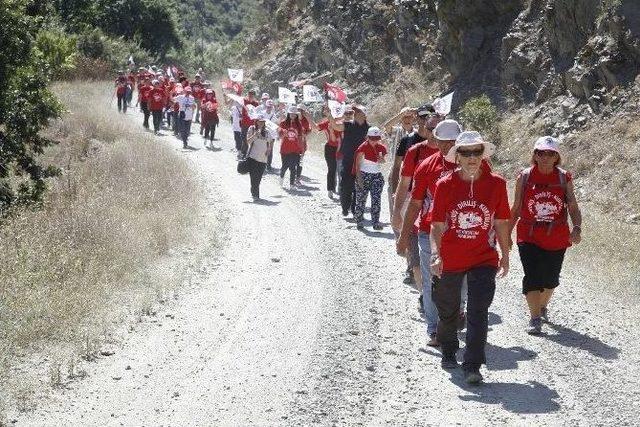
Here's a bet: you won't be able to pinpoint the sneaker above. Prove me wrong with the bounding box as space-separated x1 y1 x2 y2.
372 223 383 231
356 222 365 230
417 295 424 315
426 333 440 347
441 355 458 370
342 209 349 217
526 317 543 335
402 270 415 285
464 369 483 384
541 306 549 322
457 311 466 331
328 191 334 199
252 195 260 201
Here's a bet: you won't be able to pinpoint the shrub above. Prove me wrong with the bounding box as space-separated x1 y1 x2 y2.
458 94 500 142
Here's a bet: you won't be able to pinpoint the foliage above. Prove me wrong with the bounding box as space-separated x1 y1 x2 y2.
35 29 78 79
458 94 500 142
0 0 63 213
174 0 259 42
76 28 154 70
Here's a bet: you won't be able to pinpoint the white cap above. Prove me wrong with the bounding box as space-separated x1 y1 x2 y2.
367 126 383 138
445 131 496 163
287 105 298 114
433 119 462 141
152 79 159 85
261 92 270 100
533 136 560 153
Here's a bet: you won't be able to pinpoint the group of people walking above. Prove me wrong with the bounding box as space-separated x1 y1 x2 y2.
115 69 583 385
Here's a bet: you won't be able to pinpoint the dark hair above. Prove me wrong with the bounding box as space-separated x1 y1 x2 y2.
283 115 303 134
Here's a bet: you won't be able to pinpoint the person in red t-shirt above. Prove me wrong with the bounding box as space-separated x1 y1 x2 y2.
396 119 463 346
309 105 344 198
353 127 388 230
200 89 219 148
278 105 305 188
241 90 259 155
136 77 152 129
429 131 510 384
509 136 582 335
114 72 128 113
148 80 167 134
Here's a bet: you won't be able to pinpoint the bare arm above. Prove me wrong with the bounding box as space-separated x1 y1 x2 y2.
396 199 422 254
391 176 411 232
429 222 446 277
566 181 582 244
494 219 511 278
389 156 403 194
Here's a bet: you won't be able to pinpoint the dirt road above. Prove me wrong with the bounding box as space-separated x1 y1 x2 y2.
15 116 640 426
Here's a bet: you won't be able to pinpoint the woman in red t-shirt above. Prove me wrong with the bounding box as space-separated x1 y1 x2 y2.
200 89 219 148
429 131 510 384
307 105 344 198
353 127 388 230
278 106 305 188
509 136 582 335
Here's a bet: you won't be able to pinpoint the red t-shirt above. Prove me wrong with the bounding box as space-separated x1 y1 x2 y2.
400 142 439 179
317 119 343 148
191 82 204 100
411 152 458 233
148 87 166 111
430 170 510 273
279 121 304 154
352 140 387 175
517 166 572 251
115 77 127 95
138 84 152 103
241 98 259 127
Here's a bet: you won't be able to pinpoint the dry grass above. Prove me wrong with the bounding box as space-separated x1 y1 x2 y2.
0 82 202 417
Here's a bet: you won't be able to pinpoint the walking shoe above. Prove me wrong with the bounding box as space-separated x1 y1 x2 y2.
328 191 334 199
457 311 466 331
441 354 458 370
356 222 365 230
417 295 424 315
426 333 440 347
372 223 383 231
402 269 415 285
541 306 549 322
342 209 349 217
464 368 483 384
526 317 543 335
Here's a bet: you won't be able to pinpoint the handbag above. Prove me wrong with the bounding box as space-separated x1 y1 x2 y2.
237 140 254 175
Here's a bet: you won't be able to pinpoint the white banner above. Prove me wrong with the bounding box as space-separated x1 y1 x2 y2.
302 85 323 103
228 68 244 83
245 104 259 120
327 100 346 119
226 93 244 105
433 91 454 116
278 87 297 104
265 119 280 139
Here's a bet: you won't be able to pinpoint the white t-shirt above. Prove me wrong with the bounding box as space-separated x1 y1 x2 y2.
247 126 273 163
176 94 195 121
360 159 381 174
231 105 242 132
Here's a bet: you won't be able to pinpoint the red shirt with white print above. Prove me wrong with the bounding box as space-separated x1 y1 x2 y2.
138 84 152 103
279 120 304 154
148 87 166 111
352 140 387 175
517 165 572 251
430 170 510 273
317 119 343 148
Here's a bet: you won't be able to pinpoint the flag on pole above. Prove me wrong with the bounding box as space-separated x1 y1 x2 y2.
303 85 324 103
432 91 454 116
127 55 135 67
228 68 244 83
327 100 346 119
323 82 347 103
278 87 297 104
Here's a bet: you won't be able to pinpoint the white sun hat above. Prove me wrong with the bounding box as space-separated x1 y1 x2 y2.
367 126 383 138
445 131 496 163
433 119 462 141
533 136 560 153
287 105 298 114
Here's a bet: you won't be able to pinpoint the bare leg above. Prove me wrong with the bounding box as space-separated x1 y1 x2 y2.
540 288 555 310
525 291 542 318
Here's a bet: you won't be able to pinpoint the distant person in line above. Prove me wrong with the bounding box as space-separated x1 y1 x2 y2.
170 83 183 137
278 105 305 189
429 131 510 385
245 113 274 200
191 73 204 124
509 136 582 335
115 71 128 113
257 99 280 172
335 105 369 217
149 79 167 135
126 70 136 107
136 76 152 130
176 86 196 149
241 90 259 155
383 106 416 215
296 105 312 186
200 89 219 149
228 96 244 158
353 126 387 230
309 105 344 199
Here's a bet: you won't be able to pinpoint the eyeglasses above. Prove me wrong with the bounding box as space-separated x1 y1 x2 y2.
535 150 557 157
457 148 484 158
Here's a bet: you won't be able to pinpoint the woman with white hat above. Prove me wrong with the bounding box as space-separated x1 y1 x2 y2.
245 113 274 200
278 105 305 188
509 136 582 335
429 131 511 384
353 126 388 230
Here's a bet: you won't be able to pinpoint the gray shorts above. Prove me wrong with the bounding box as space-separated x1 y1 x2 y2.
408 232 420 269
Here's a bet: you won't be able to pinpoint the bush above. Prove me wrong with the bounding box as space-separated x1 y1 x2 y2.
35 29 78 79
459 94 500 142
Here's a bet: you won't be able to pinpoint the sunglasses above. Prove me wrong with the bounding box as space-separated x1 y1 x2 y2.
535 150 557 157
457 148 484 158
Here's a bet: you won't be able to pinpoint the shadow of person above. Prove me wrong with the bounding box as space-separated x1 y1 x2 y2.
286 188 313 197
300 176 319 184
452 376 561 414
485 343 537 371
359 228 396 240
295 184 320 192
488 312 502 327
544 322 620 360
242 199 281 206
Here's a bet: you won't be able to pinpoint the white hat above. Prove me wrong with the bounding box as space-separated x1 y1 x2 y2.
287 105 298 114
255 113 267 121
445 131 496 163
367 127 383 138
533 136 560 153
261 92 270 100
433 119 462 141
151 79 159 85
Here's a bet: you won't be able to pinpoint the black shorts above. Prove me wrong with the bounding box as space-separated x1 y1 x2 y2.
518 242 566 295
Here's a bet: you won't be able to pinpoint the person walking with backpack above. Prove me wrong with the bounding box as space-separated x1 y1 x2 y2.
429 131 511 384
509 136 582 335
245 114 274 200
353 127 387 230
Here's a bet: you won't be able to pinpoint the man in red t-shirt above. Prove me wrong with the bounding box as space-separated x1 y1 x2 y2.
114 72 128 113
429 131 510 384
136 77 152 129
148 80 167 134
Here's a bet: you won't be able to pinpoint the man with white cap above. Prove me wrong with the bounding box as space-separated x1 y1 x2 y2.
353 127 387 230
429 131 510 384
397 119 463 345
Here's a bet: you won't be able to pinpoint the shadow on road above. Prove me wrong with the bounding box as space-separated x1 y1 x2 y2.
544 323 620 360
242 199 281 206
485 343 537 371
453 377 561 414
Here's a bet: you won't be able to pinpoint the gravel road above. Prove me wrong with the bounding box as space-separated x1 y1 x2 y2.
15 117 640 426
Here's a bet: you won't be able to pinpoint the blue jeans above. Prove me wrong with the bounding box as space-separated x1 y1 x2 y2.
418 232 468 336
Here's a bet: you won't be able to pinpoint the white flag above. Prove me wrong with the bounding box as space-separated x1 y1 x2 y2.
245 104 259 120
228 68 244 83
433 91 454 116
327 100 346 119
264 119 280 139
278 87 297 104
302 85 323 103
